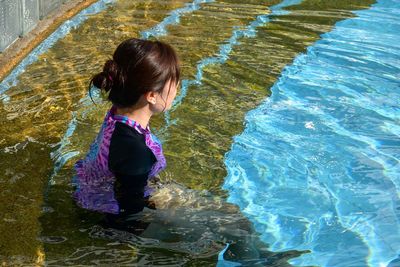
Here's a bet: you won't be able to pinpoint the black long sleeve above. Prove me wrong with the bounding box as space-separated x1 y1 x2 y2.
108 122 157 214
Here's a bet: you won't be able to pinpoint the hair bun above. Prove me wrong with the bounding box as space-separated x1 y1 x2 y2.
89 38 180 108
103 59 119 84
90 59 120 96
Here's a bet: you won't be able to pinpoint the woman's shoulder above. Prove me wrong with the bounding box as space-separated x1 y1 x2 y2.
112 121 143 138
109 121 153 155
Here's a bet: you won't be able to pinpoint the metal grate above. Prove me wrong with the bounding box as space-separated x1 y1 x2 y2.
39 0 62 19
0 0 21 52
21 0 39 35
0 0 68 52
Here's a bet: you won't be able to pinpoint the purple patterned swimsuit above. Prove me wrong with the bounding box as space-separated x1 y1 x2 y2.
72 105 166 214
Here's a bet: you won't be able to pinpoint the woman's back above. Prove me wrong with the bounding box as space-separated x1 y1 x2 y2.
72 105 164 214
72 37 180 223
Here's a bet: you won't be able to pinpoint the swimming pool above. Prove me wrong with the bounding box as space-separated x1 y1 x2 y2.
223 0 400 265
0 0 396 266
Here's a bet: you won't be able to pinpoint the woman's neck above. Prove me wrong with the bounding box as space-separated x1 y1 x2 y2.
115 105 152 129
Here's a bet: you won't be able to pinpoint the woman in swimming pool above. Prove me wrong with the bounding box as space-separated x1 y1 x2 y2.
71 38 284 265
72 37 180 230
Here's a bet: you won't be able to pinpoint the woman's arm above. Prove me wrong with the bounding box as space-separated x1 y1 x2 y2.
113 171 150 214
108 122 157 214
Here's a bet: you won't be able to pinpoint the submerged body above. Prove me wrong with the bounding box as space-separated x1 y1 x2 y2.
70 38 297 265
72 105 166 215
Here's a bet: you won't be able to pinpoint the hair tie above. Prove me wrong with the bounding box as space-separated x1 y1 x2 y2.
108 74 113 82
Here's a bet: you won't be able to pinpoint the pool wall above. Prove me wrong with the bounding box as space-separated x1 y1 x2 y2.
0 0 99 81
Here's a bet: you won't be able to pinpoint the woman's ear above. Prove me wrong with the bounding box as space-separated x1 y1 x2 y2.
146 91 157 104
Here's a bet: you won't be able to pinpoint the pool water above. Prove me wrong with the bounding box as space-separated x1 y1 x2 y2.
223 0 400 266
0 0 396 266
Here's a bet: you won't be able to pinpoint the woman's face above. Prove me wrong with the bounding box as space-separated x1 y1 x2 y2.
152 78 179 113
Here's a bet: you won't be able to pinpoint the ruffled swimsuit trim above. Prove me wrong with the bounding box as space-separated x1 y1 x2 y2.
72 105 166 214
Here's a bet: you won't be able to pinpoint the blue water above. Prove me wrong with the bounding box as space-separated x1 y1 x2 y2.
222 0 400 266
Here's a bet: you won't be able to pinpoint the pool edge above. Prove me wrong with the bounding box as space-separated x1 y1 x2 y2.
0 0 99 83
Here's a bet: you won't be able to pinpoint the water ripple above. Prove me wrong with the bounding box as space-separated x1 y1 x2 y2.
0 0 116 100
48 0 215 185
223 0 400 266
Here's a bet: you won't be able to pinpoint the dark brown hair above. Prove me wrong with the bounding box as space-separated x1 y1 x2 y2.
89 38 180 108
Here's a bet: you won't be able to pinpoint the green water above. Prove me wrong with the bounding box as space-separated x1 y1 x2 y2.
0 0 374 265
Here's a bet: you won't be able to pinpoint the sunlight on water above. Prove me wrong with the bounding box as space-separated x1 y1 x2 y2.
0 0 383 265
223 0 400 266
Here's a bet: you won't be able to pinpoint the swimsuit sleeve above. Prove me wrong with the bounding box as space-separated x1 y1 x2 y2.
108 133 154 194
108 122 157 214
113 172 150 214
108 127 156 176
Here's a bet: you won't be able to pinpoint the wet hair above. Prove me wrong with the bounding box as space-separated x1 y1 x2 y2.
89 38 180 109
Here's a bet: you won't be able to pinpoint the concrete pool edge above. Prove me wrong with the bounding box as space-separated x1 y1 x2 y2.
0 0 99 83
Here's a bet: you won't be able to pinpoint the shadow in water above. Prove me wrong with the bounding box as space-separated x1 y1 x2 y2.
40 177 305 266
